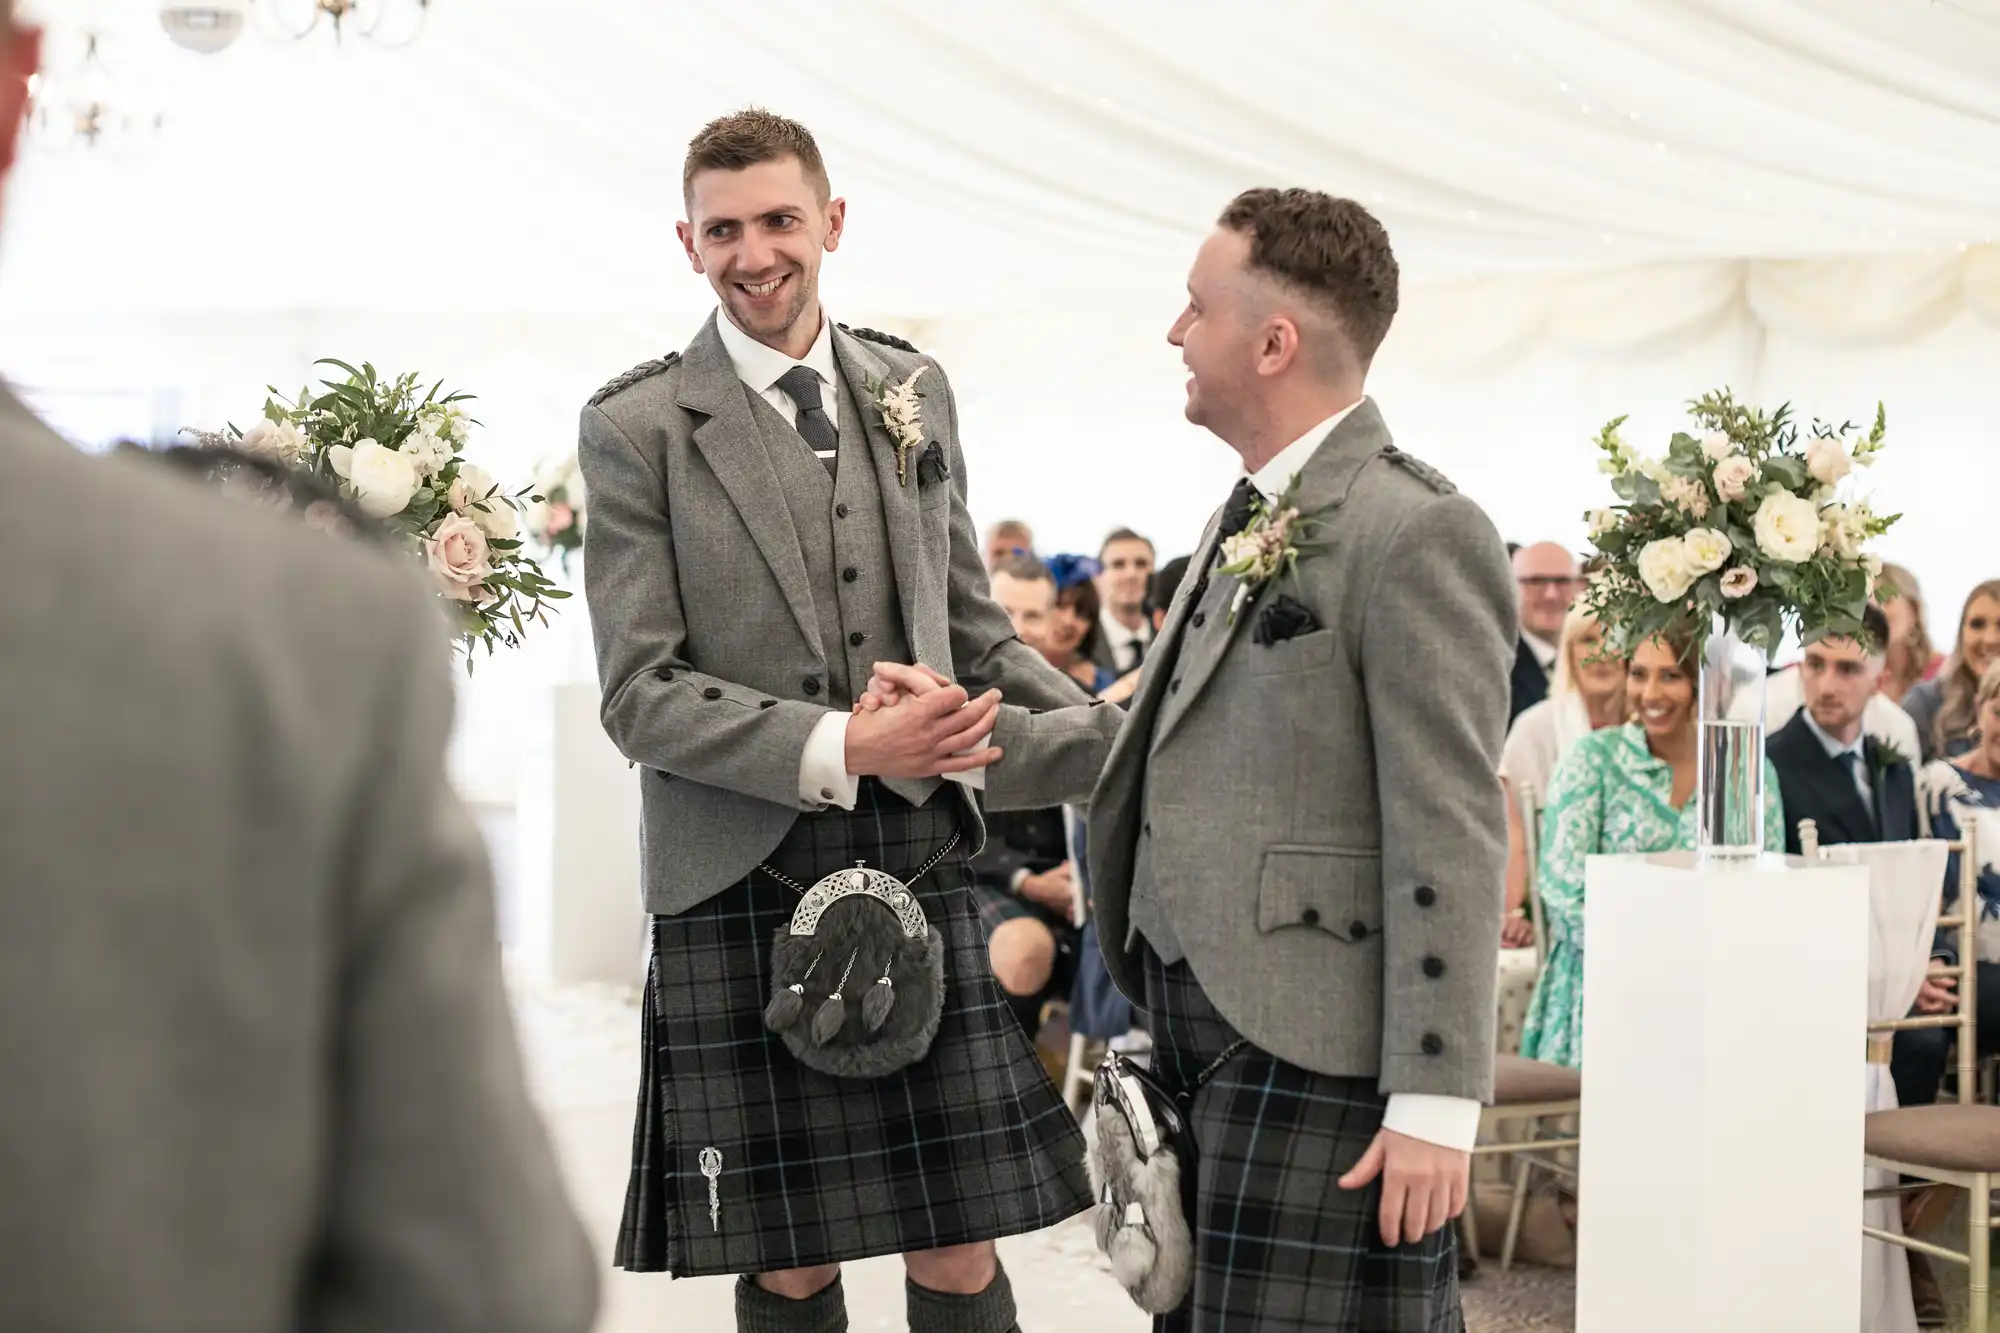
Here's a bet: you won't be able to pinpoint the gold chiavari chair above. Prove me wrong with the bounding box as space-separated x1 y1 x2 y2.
1804 820 1991 1332
1463 783 1578 1271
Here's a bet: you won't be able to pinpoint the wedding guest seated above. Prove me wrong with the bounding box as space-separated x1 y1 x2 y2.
1044 553 1122 695
1498 605 1627 949
1770 606 1920 854
1510 541 1585 725
1900 662 2000 1112
1730 604 1921 760
1091 527 1156 676
982 517 1034 572
1880 562 1946 706
1904 579 2000 762
978 556 1085 1035
1519 630 1785 1067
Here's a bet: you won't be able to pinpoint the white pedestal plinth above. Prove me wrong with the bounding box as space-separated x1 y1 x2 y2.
514 682 646 987
1576 852 1869 1333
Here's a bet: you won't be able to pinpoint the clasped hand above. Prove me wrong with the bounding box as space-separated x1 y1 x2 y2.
841 661 1002 780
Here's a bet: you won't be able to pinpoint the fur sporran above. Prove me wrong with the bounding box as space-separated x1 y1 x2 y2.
762 861 947 1080
1086 1040 1245 1315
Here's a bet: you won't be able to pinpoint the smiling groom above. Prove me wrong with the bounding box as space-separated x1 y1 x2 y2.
578 109 1122 1333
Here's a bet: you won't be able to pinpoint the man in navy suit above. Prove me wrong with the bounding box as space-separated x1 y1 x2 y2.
1769 605 1920 855
1767 604 1942 1319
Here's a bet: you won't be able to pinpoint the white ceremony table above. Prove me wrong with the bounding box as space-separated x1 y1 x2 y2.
1576 851 1869 1333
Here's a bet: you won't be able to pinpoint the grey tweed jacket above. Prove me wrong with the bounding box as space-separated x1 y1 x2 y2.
0 388 596 1333
1087 401 1517 1101
579 315 1123 915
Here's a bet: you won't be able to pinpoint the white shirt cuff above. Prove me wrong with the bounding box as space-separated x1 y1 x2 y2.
1381 1093 1481 1152
945 730 993 791
797 711 860 811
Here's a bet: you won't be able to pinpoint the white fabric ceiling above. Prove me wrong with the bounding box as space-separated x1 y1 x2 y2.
7 0 2000 316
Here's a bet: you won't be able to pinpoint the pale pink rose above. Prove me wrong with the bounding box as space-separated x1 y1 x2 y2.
1712 454 1756 502
425 513 494 601
1720 566 1759 600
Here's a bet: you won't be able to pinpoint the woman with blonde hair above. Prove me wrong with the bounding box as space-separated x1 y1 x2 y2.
1878 562 1944 705
1497 604 1627 949
1904 579 2000 762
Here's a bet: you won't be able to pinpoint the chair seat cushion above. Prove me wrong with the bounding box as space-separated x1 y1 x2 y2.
1493 1054 1582 1106
1866 1104 2000 1173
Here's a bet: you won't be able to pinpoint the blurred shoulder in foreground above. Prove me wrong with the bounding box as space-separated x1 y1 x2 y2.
0 388 597 1333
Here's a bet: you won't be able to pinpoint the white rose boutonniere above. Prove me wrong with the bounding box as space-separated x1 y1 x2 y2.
1217 480 1329 622
865 366 928 486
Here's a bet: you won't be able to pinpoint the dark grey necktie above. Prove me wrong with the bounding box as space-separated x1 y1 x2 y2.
774 365 839 477
1183 478 1261 615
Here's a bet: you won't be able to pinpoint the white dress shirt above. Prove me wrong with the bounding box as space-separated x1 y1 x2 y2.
1099 609 1152 674
1521 631 1558 675
1244 396 1482 1154
713 310 985 811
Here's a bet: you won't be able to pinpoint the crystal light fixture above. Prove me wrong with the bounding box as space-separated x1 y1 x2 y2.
25 32 164 153
260 0 433 47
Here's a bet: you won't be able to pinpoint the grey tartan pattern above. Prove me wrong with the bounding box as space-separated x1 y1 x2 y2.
1143 954 1462 1333
615 781 1091 1277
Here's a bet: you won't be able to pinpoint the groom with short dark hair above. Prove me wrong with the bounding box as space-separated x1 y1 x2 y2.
1083 188 1516 1330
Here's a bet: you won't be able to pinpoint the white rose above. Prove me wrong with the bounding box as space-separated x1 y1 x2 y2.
1636 536 1696 603
327 444 353 479
402 428 452 478
470 495 519 543
1805 435 1852 487
344 439 421 519
239 418 307 465
1701 431 1735 461
1712 454 1756 502
1682 526 1732 576
1752 491 1820 564
1720 566 1759 600
449 463 499 514
1586 508 1619 538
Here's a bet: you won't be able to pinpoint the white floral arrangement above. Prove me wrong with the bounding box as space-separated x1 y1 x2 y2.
1582 388 1897 659
524 453 585 573
193 359 568 660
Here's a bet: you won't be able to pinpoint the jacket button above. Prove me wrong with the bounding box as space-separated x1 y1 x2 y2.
759 699 777 709
836 503 850 518
842 567 859 583
1421 1032 1445 1056
1414 885 1437 908
849 631 866 647
820 788 836 801
1349 920 1369 940
1423 956 1446 979
702 686 722 700
1191 611 1207 628
1300 908 1321 927
657 667 675 682
802 677 822 696
1170 678 1182 695
1143 821 1152 836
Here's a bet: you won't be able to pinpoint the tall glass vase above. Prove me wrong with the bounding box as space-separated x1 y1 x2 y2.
1694 613 1769 861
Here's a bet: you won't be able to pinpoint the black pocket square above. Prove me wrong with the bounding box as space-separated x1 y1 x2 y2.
1253 594 1320 646
916 440 950 488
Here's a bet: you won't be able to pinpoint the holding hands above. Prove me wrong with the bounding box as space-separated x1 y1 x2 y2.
843 661 1001 779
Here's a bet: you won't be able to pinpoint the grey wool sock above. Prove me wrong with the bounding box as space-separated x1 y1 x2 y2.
906 1262 1020 1333
735 1273 849 1333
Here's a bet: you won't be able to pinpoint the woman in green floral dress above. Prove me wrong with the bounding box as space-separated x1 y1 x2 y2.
1519 636 1786 1067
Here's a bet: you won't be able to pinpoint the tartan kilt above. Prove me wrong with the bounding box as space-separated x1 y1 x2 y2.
615 781 1091 1277
1143 953 1462 1333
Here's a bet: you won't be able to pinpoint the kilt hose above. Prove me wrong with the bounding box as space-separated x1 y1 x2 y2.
1142 953 1462 1333
615 780 1092 1278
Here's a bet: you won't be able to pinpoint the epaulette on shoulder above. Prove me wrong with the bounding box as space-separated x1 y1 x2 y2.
839 324 920 354
1381 444 1458 495
589 352 682 408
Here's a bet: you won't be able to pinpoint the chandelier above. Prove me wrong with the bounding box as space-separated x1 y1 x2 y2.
24 32 164 154
258 0 433 47
157 2 434 52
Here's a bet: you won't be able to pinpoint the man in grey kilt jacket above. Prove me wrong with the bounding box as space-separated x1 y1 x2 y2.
1073 192 1516 1330
579 109 1122 1332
